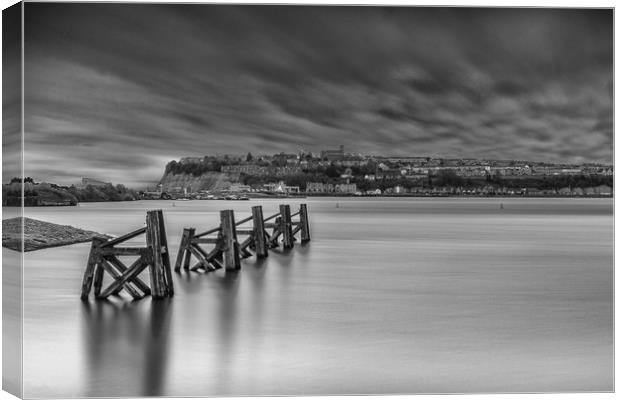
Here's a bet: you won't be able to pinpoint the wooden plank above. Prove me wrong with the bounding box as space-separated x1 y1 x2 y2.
239 235 253 250
100 227 146 248
239 236 253 258
92 263 105 297
194 226 221 238
175 228 191 271
183 228 195 270
205 244 222 262
98 257 148 298
236 229 254 235
106 255 151 295
270 223 282 245
192 242 209 257
192 243 216 269
190 263 203 272
263 229 273 242
252 206 268 258
194 238 219 244
209 257 224 270
263 212 280 223
220 210 241 270
100 259 143 299
299 203 311 242
190 244 219 271
188 244 209 268
235 214 253 226
100 247 144 256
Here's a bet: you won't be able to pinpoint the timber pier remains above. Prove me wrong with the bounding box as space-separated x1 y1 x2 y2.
80 204 310 300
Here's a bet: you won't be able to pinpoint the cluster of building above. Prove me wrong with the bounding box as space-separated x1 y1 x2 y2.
221 165 302 176
305 182 357 193
379 185 613 196
214 146 613 180
369 162 613 180
159 146 613 197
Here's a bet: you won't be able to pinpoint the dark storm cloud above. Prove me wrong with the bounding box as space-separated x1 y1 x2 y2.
22 4 612 186
3 3 22 181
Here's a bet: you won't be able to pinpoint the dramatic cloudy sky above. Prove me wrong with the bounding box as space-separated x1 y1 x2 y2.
12 4 614 187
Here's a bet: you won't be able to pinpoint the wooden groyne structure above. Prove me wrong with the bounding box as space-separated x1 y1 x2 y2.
80 204 310 299
175 204 310 273
81 209 174 300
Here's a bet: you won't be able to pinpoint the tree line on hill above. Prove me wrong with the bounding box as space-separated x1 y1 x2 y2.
165 158 612 193
3 178 139 206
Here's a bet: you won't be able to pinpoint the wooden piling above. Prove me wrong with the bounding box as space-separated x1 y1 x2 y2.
280 204 294 249
299 204 311 242
91 237 108 297
81 237 105 300
184 228 195 270
220 210 241 270
252 205 268 258
157 209 174 296
146 210 173 298
175 228 191 271
81 210 174 300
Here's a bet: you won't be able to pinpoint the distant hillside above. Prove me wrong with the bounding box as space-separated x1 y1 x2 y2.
2 181 139 206
159 171 233 192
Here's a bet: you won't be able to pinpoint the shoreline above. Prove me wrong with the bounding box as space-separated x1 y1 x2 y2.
1 193 612 207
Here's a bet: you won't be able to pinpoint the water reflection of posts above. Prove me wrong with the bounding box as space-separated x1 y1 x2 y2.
212 272 241 394
81 299 173 397
143 299 173 396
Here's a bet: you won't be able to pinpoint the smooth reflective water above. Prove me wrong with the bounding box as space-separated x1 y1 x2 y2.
9 197 613 397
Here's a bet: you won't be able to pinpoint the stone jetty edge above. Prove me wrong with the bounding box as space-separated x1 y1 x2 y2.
2 217 110 252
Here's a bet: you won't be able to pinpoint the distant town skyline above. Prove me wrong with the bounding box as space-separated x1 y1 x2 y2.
5 4 613 186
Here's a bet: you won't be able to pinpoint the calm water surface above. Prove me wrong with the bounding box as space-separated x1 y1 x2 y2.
5 197 614 397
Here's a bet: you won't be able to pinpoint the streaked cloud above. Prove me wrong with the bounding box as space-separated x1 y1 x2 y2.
13 4 612 187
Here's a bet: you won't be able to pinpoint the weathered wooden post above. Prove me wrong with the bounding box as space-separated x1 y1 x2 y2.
183 228 195 270
220 209 241 270
81 210 174 300
252 205 268 258
158 210 174 296
146 210 174 298
81 236 106 300
299 204 311 242
90 237 108 297
175 227 194 271
280 204 294 249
